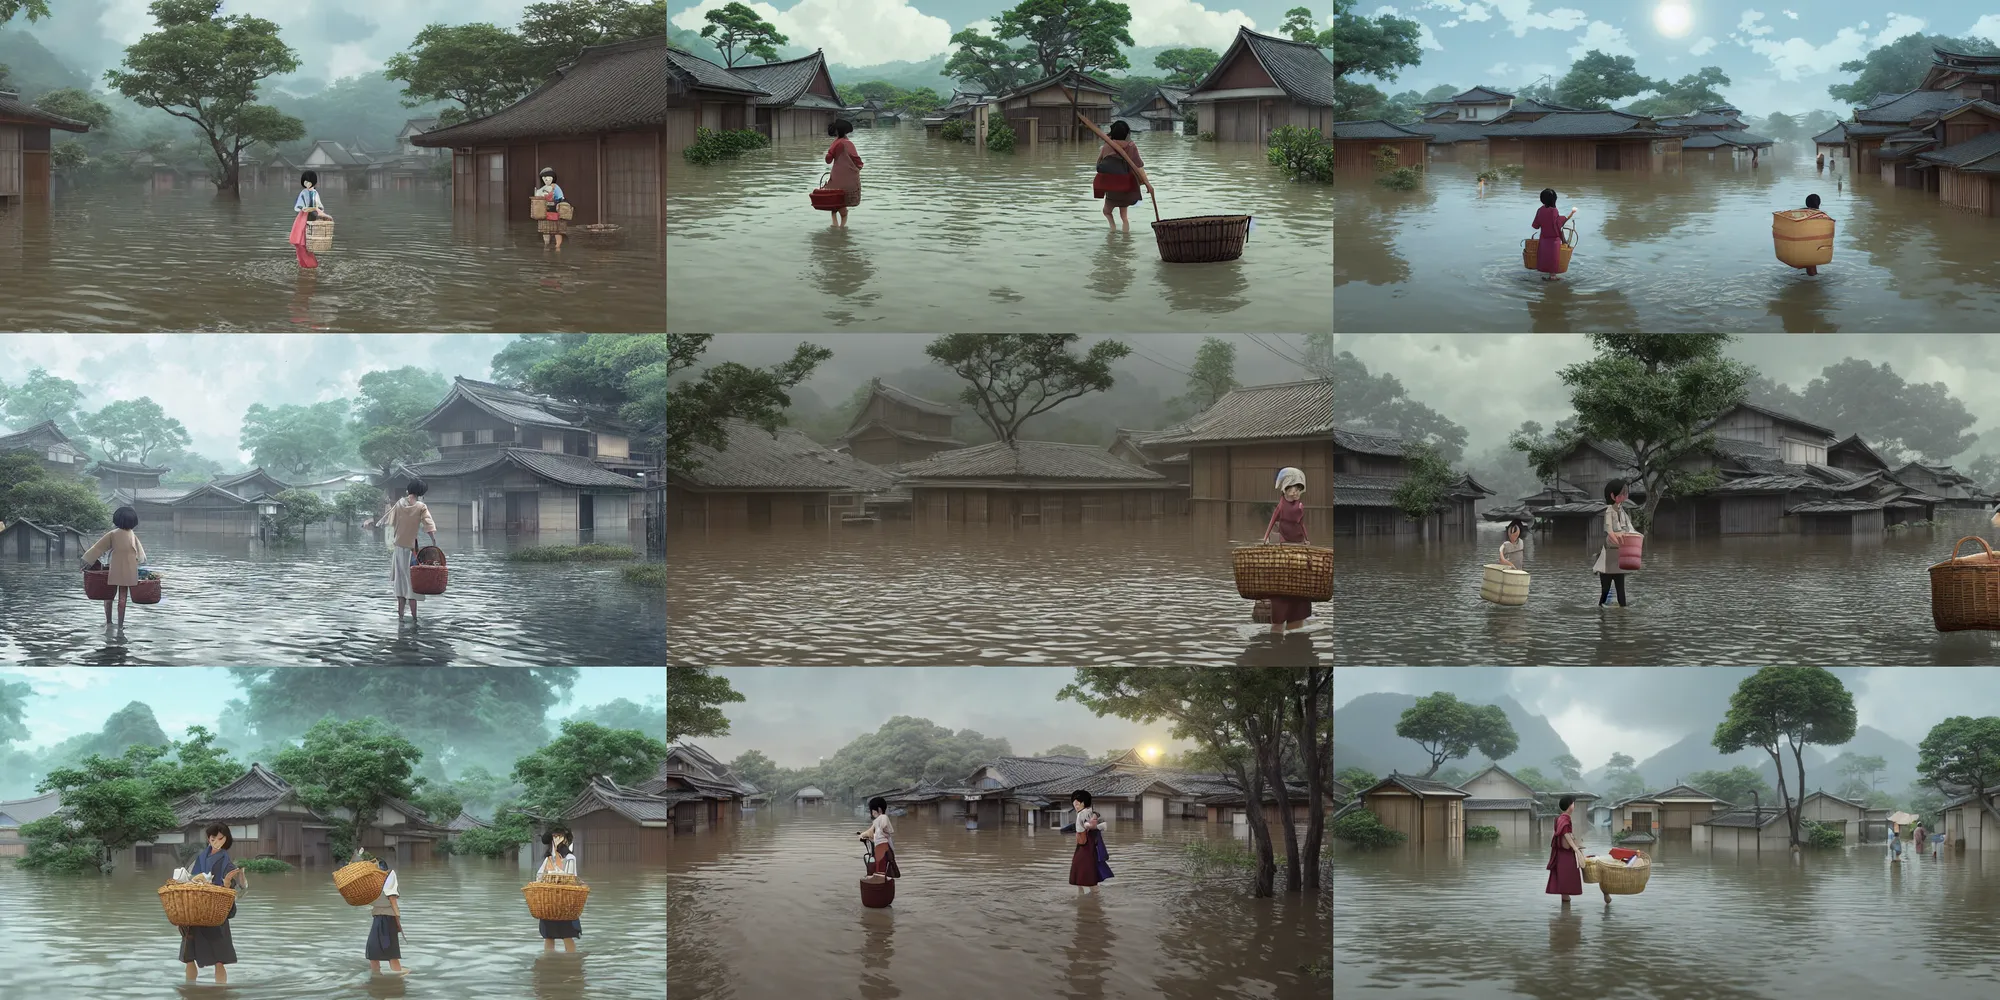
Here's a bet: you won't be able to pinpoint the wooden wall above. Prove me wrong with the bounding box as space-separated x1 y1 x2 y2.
911 487 1168 524
666 108 697 159
0 124 19 198
1188 440 1334 538
1521 138 1668 172
604 129 663 225
667 488 830 531
1719 494 1785 535
570 809 668 864
1708 408 1828 463
1333 138 1424 172
1941 167 1997 215
1945 119 1998 146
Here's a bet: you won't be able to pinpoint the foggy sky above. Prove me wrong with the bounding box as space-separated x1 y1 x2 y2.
1334 666 1999 772
0 334 518 467
1332 334 2000 461
1 666 666 751
689 668 1198 769
4 1 554 95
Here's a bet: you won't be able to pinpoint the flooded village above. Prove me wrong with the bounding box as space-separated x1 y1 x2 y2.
0 3 664 331
1331 2 2000 332
666 2 1334 332
667 665 1332 999
0 334 665 665
664 334 1332 667
0 665 668 998
1332 333 2000 666
1333 666 2000 997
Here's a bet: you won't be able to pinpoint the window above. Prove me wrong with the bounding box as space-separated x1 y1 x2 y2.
437 431 462 447
495 426 515 443
476 428 494 444
230 824 258 841
487 153 504 182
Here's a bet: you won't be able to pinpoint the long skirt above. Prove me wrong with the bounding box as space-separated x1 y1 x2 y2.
1068 835 1100 887
539 918 583 940
537 217 568 234
366 915 400 960
179 921 237 968
288 213 318 269
389 546 425 602
871 842 901 879
1545 849 1583 895
1269 597 1313 624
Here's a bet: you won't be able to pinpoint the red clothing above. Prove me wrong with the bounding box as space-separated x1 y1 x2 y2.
1269 497 1314 624
1545 812 1583 895
1068 828 1103 887
1532 205 1564 274
826 137 863 206
871 842 901 879
289 212 318 268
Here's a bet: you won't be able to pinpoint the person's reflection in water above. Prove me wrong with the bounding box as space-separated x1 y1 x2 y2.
1768 273 1840 333
362 968 410 1000
858 908 899 1000
1548 911 1582 954
531 951 585 1000
1088 231 1137 300
1235 632 1321 667
1061 892 1115 999
289 269 328 330
809 226 877 300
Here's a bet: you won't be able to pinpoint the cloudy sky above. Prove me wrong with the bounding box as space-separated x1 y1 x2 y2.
1335 666 1997 771
1332 333 2000 459
2 1 566 94
0 334 517 466
686 668 1198 768
1 666 665 751
1351 2 2000 118
669 0 1317 67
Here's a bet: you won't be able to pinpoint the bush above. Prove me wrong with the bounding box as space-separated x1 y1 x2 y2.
505 544 638 562
1376 166 1421 190
1197 130 1216 141
2 475 111 531
1499 163 1526 178
14 816 104 873
443 814 533 859
1183 111 1198 135
1267 125 1332 182
236 857 292 874
940 119 968 142
1804 820 1844 849
621 563 667 587
682 126 771 165
985 116 1017 152
1333 808 1407 848
1465 824 1501 842
1612 829 1638 844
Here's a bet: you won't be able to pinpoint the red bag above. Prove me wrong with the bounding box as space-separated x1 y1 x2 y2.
545 211 560 221
810 171 846 211
83 566 112 600
132 578 162 604
1618 533 1644 571
1608 847 1639 862
410 542 448 595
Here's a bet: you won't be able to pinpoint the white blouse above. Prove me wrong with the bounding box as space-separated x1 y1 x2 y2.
540 850 578 877
868 813 895 847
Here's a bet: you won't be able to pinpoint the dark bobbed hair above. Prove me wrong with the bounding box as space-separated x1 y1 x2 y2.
1539 187 1558 207
203 823 233 850
538 166 557 182
1109 120 1131 140
113 506 139 530
829 118 854 137
1505 518 1525 537
1605 478 1628 503
405 479 428 497
300 170 318 187
1071 789 1093 808
868 796 889 815
541 827 573 855
1806 193 1821 209
1558 794 1576 811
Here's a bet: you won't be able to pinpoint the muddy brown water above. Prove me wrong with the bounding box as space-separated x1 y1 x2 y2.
665 523 1326 666
0 856 664 999
666 124 1332 332
1337 509 2000 665
1335 838 2000 999
0 187 663 331
668 806 1328 1000
1334 152 2000 332
0 531 663 665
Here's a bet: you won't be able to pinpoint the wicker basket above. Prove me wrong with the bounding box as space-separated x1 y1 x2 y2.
1151 215 1251 263
859 874 895 908
1232 543 1333 601
556 201 574 221
132 577 161 604
1583 850 1652 895
333 860 388 906
159 881 236 927
305 219 334 253
523 880 589 921
530 198 548 218
1521 237 1574 273
410 545 447 595
84 566 111 600
1251 598 1272 624
1930 536 2000 631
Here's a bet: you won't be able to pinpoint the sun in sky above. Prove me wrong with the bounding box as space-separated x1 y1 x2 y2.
1654 1 1695 38
1141 745 1161 760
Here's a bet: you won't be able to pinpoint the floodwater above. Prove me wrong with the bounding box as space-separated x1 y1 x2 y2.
0 186 663 331
1337 508 2000 666
1333 150 2000 332
1334 838 2000 998
665 523 1326 666
668 806 1329 1000
0 530 663 665
0 856 664 999
666 123 1332 332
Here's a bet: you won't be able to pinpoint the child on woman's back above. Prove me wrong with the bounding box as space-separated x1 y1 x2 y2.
80 505 147 628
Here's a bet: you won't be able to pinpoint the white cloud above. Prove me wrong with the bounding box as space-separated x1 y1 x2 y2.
1870 13 1926 48
1442 19 1460 28
1464 3 1491 22
1784 8 1798 18
1415 19 1444 50
1568 20 1634 60
1974 15 2000 45
1487 61 1516 77
671 0 958 65
1737 10 1773 37
1746 27 1874 81
1690 35 1717 55
1487 0 1590 37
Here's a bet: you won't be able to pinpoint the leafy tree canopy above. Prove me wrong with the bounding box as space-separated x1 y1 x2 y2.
1330 0 1422 81
568 696 666 742
1554 50 1661 110
1394 693 1519 780
667 667 744 743
996 0 1135 79
1917 715 2000 823
1281 6 1336 47
1329 350 1468 463
1153 47 1220 88
944 27 1040 95
3 367 88 438
665 335 831 474
925 333 1130 445
272 717 427 860
80 397 190 464
1684 765 1774 807
1828 33 2000 105
511 719 668 819
700 1 788 67
239 399 353 479
1745 359 1978 465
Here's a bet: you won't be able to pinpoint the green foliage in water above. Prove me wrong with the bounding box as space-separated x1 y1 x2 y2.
1376 166 1421 190
1803 820 1844 849
621 563 668 587
940 118 969 142
1300 960 1332 980
1266 125 1332 182
1475 168 1503 184
1612 829 1638 844
682 126 770 165
0 451 110 529
14 815 106 873
1197 130 1216 141
269 488 332 541
236 857 292 874
505 544 639 562
1390 441 1459 519
1334 808 1407 848
985 116 1017 152
1500 163 1526 178
1181 839 1269 870
1465 824 1501 842
440 808 534 858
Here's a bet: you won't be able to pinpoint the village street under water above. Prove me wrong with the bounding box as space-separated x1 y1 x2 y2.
0 187 663 332
1335 840 2000 1000
667 124 1332 332
1333 151 2000 332
0 856 664 1000
0 531 663 665
669 806 1328 1000
1338 509 2000 666
666 522 1326 666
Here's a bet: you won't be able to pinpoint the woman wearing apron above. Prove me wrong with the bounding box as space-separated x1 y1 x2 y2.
364 480 437 622
1592 479 1637 608
179 824 244 983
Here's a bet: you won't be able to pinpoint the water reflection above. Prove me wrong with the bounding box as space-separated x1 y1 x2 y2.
1337 509 2000 665
1089 231 1139 300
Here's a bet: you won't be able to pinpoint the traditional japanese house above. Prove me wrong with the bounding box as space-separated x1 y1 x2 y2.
414 35 667 228
837 379 965 466
210 467 294 499
1357 774 1468 847
667 418 895 531
0 518 86 560
961 754 1101 828
658 743 764 803
922 91 993 135
1331 424 1490 538
1146 380 1337 538
151 764 335 868
354 796 452 866
1420 86 1516 123
895 440 1175 524
397 118 445 159
1847 88 1970 175
1456 764 1543 846
108 486 195 526
1329 120 1427 173
291 471 373 503
1611 784 1732 844
1941 784 2000 850
666 44 769 157
1693 806 1791 851
726 50 844 140
1891 461 1994 506
1659 105 1774 162
1796 790 1870 842
161 483 280 536
89 459 170 495
792 787 826 807
989 68 1122 146
1117 85 1192 131
560 775 669 863
1331 777 1354 803
1106 428 1191 512
1401 120 1489 160
1184 26 1335 141
0 419 88 475
444 810 491 842
0 790 63 857
0 89 90 205
298 139 369 192
1911 101 2000 214
1480 110 1688 172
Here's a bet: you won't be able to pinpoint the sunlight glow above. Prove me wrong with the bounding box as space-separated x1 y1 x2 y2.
1655 2 1694 38
1142 745 1161 759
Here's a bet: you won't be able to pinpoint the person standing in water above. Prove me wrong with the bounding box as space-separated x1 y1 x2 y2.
857 797 901 880
824 119 863 227
1062 790 1112 894
362 856 407 976
537 829 581 952
80 505 147 629
1265 468 1315 633
1532 188 1568 281
1592 479 1637 608
179 824 245 984
1092 120 1152 232
1799 193 1829 276
363 480 437 623
290 170 333 269
1545 795 1585 906
1498 519 1527 570
533 167 567 249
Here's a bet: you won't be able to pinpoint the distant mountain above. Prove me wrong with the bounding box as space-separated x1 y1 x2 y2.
1581 724 1921 802
0 29 93 100
1331 691 1577 783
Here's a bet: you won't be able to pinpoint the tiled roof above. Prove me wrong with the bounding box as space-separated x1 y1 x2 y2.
1365 774 1470 798
1915 130 2000 168
1812 123 1850 143
0 419 73 449
1652 784 1730 802
666 45 769 97
491 449 643 489
895 440 1165 483
1703 809 1787 828
1334 427 1404 455
727 50 843 110
1854 89 1971 124
1683 131 1773 149
562 776 670 824
421 376 601 431
111 487 195 505
1189 27 1334 106
975 755 1097 788
1449 86 1515 103
172 764 303 824
415 36 671 146
1421 107 1457 120
0 90 91 131
993 67 1123 103
1462 797 1539 810
1709 401 1835 439
1330 119 1428 139
1709 474 1819 494
794 787 826 798
673 419 898 491
1144 380 1333 446
447 810 491 832
1402 121 1488 144
0 791 63 825
165 483 257 506
307 140 362 166
90 459 169 475
840 421 964 446
1333 474 1401 507
1481 110 1687 138
1936 98 2000 122
1499 98 1582 116
870 381 959 416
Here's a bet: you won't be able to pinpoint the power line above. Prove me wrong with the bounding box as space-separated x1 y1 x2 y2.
1123 340 1197 378
1245 333 1311 369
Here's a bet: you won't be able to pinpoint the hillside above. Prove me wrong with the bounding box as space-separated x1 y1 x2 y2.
0 29 92 99
1331 691 1577 782
1583 724 1920 800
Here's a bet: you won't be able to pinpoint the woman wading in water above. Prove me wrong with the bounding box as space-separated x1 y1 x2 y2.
1266 467 1315 633
824 119 863 227
363 480 437 623
537 829 581 952
1545 794 1585 906
179 824 246 983
1092 120 1152 232
289 170 332 269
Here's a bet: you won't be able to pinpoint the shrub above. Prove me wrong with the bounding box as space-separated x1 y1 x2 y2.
505 544 638 562
14 816 104 873
985 116 1017 152
682 126 771 165
1333 808 1407 848
940 119 967 142
236 857 292 874
1197 130 1216 141
621 563 667 587
1500 163 1526 178
1612 829 1637 844
1267 125 1332 182
1804 820 1844 849
1465 824 1501 843
1376 166 1421 190
1183 110 1198 135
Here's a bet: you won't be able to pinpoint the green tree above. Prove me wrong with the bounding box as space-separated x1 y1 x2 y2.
95 702 172 756
1624 66 1730 116
569 696 667 741
1602 752 1644 799
1506 765 1565 794
1040 743 1089 758
103 0 307 194
1281 5 1335 46
887 86 943 117
1828 33 2000 105
25 728 237 873
492 334 592 384
665 335 831 475
1558 334 1752 530
511 719 668 820
80 398 191 464
1551 753 1583 785
944 27 1039 95
516 0 666 80
925 334 1130 445
439 764 519 815
1760 111 1802 143
1335 767 1376 799
1329 0 1422 82
3 367 88 437
0 677 34 745
700 1 789 67
1332 77 1391 120
1178 337 1240 412
1329 350 1466 462
271 717 428 860
1713 667 1858 847
384 23 536 127
1835 753 1889 799
1554 50 1661 110
1917 716 2000 827
143 726 248 801
352 366 447 475
522 334 670 449
32 88 116 132
156 449 228 485
0 1 51 22
329 481 382 528
1684 765 1773 807
239 399 353 479
812 717 1014 802
996 0 1134 141
1153 47 1220 87
4 476 112 530
1388 441 1460 524
1395 693 1519 780
1793 359 1977 465
667 667 745 742
726 750 781 793
268 488 331 539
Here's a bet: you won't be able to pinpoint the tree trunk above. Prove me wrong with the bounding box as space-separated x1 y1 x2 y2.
1296 668 1330 894
1788 740 1812 845
1230 753 1276 898
1255 707 1301 892
1764 745 1798 846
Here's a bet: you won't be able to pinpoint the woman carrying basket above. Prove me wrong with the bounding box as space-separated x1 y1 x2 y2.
1265 467 1314 634
537 829 581 952
1092 121 1153 232
1544 795 1585 906
824 120 863 227
534 168 567 249
363 480 437 623
179 824 245 984
290 170 333 269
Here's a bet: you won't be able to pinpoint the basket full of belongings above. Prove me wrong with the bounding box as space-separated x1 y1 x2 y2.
1582 848 1652 895
524 872 589 921
84 561 112 600
159 875 236 927
132 567 163 605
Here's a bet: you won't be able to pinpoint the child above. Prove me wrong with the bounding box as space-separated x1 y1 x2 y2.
856 796 900 879
81 505 147 628
290 170 332 268
1092 121 1151 232
1800 194 1828 276
1499 519 1526 570
538 828 581 952
1061 790 1113 893
1266 468 1314 633
534 167 567 248
1592 479 1636 608
364 857 406 975
1532 188 1569 281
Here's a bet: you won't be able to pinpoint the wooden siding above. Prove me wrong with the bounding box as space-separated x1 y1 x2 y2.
910 487 1167 524
1709 407 1830 463
666 486 833 531
1521 137 1680 172
1212 53 1277 90
1332 448 1407 478
0 124 19 197
1946 119 1998 146
1187 441 1333 538
1333 138 1424 172
1720 494 1785 535
1941 168 1998 216
1464 807 1536 845
570 808 668 864
666 107 697 158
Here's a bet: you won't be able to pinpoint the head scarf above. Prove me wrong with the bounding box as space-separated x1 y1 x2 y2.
1276 467 1306 493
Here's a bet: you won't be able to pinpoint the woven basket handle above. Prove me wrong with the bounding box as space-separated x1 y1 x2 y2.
1952 536 1996 561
